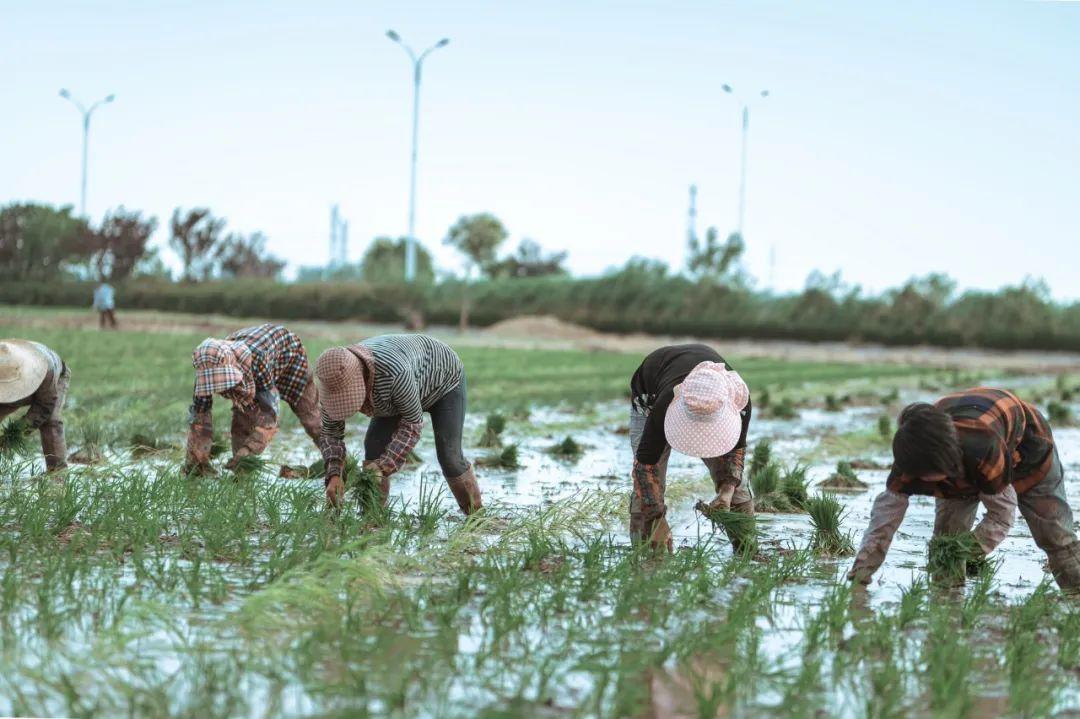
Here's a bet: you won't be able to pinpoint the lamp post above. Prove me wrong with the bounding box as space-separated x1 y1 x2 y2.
386 30 450 282
59 89 115 218
721 85 768 238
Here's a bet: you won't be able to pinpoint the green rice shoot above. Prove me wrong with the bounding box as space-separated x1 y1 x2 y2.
478 443 520 469
805 494 855 556
478 412 507 448
697 505 758 555
547 435 584 459
927 532 989 583
0 418 34 460
819 460 869 491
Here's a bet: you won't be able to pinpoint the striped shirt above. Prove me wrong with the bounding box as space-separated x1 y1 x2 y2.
319 334 463 478
191 324 310 414
886 388 1055 498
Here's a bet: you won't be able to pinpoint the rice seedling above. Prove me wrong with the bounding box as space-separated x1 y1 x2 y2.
0 419 34 460
879 387 900 405
750 460 808 513
129 433 178 457
1047 400 1075 426
770 397 797 419
780 464 810 509
757 386 771 409
819 460 869 491
229 454 269 477
546 435 584 460
926 532 988 584
824 393 845 412
306 454 360 479
209 434 229 458
478 412 507 448
695 505 757 555
476 443 520 469
68 420 105 464
805 495 854 556
348 466 388 516
876 414 892 440
749 440 771 478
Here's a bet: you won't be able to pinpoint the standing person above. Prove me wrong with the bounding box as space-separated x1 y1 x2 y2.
848 388 1080 593
629 344 754 551
184 324 321 474
93 282 117 329
0 340 70 471
315 334 482 516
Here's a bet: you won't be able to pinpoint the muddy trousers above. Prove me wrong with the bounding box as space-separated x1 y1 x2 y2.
934 450 1080 592
0 365 70 471
98 309 117 329
628 408 753 543
230 374 322 454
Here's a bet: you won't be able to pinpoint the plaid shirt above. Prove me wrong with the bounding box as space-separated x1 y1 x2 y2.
191 324 310 414
887 388 1055 498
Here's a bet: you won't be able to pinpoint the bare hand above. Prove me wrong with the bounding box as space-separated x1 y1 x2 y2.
326 475 345 507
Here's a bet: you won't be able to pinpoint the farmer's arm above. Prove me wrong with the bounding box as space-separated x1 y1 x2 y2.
185 390 214 470
373 381 424 477
233 388 279 457
973 484 1017 554
319 412 349 506
848 487 910 584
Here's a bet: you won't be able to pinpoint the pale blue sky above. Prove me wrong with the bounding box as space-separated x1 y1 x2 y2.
2 1 1078 296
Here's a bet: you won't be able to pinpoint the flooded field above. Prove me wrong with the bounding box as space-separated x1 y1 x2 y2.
2 373 1078 718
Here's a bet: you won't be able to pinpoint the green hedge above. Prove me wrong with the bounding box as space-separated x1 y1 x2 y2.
4 277 1080 352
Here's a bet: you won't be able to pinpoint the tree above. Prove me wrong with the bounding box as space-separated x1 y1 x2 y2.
216 232 285 279
87 207 158 282
487 239 568 279
169 208 224 282
686 228 746 286
0 203 90 280
444 213 508 329
361 236 435 284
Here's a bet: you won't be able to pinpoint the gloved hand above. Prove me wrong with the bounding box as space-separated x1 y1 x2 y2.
224 447 252 471
185 410 214 474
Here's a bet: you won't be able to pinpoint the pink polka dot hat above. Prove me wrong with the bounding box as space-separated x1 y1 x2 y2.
664 361 749 458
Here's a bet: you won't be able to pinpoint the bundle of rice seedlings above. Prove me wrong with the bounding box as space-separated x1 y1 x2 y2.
547 436 583 459
68 421 105 464
210 434 229 458
348 466 387 514
877 415 892 440
757 387 772 409
1047 401 1075 427
750 461 781 497
780 464 810 508
307 454 361 479
696 503 758 555
824 393 844 412
749 440 772 478
879 388 900 405
129 433 178 457
478 412 507 448
819 460 869 491
805 494 855 556
927 532 988 583
477 443 520 469
230 454 269 476
771 398 797 420
0 419 34 460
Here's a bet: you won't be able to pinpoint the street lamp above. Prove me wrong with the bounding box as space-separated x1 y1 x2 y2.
386 29 450 283
59 88 116 218
721 85 768 239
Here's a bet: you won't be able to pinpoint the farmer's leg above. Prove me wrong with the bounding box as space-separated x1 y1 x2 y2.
363 416 399 463
1018 450 1080 592
431 379 481 514
107 309 118 328
933 496 979 536
39 365 70 471
99 311 106 329
286 372 322 446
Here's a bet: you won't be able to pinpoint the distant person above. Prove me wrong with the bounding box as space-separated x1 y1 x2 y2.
0 339 69 471
628 345 754 552
93 282 117 329
848 388 1079 593
184 324 321 474
315 334 483 515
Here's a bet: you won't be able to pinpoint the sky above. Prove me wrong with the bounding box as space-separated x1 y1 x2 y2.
2 0 1078 298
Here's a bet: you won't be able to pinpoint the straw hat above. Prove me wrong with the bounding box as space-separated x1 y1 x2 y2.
0 340 49 404
316 347 367 421
664 361 750 458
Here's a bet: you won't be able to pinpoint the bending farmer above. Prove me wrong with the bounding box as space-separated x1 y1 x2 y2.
316 334 482 516
629 344 753 551
185 324 321 473
848 388 1079 593
0 340 70 471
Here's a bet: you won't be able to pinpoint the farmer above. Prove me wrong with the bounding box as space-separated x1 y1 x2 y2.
0 339 69 471
93 281 117 329
184 324 321 473
629 344 753 551
848 388 1080 593
315 334 482 516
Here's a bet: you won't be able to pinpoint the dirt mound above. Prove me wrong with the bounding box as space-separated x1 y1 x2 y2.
484 315 603 342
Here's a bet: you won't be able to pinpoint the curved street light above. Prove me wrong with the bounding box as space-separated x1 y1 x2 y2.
59 88 116 218
386 30 450 282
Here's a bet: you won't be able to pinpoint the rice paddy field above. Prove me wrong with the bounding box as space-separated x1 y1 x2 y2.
1 311 1079 718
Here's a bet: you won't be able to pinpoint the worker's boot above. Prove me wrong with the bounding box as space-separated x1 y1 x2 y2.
40 422 67 472
446 465 483 515
1047 541 1080 595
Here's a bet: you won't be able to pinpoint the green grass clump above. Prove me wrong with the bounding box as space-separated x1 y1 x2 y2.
69 420 105 464
546 436 584 459
805 495 855 556
780 464 810 508
478 412 507 448
1047 401 1075 426
750 460 780 497
749 440 771 478
697 506 757 555
927 532 988 583
751 459 808 513
0 418 34 460
477 443 520 469
771 397 797 420
819 460 869 491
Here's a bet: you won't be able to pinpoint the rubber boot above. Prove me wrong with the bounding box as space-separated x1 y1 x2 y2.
1047 541 1080 595
446 465 483 515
